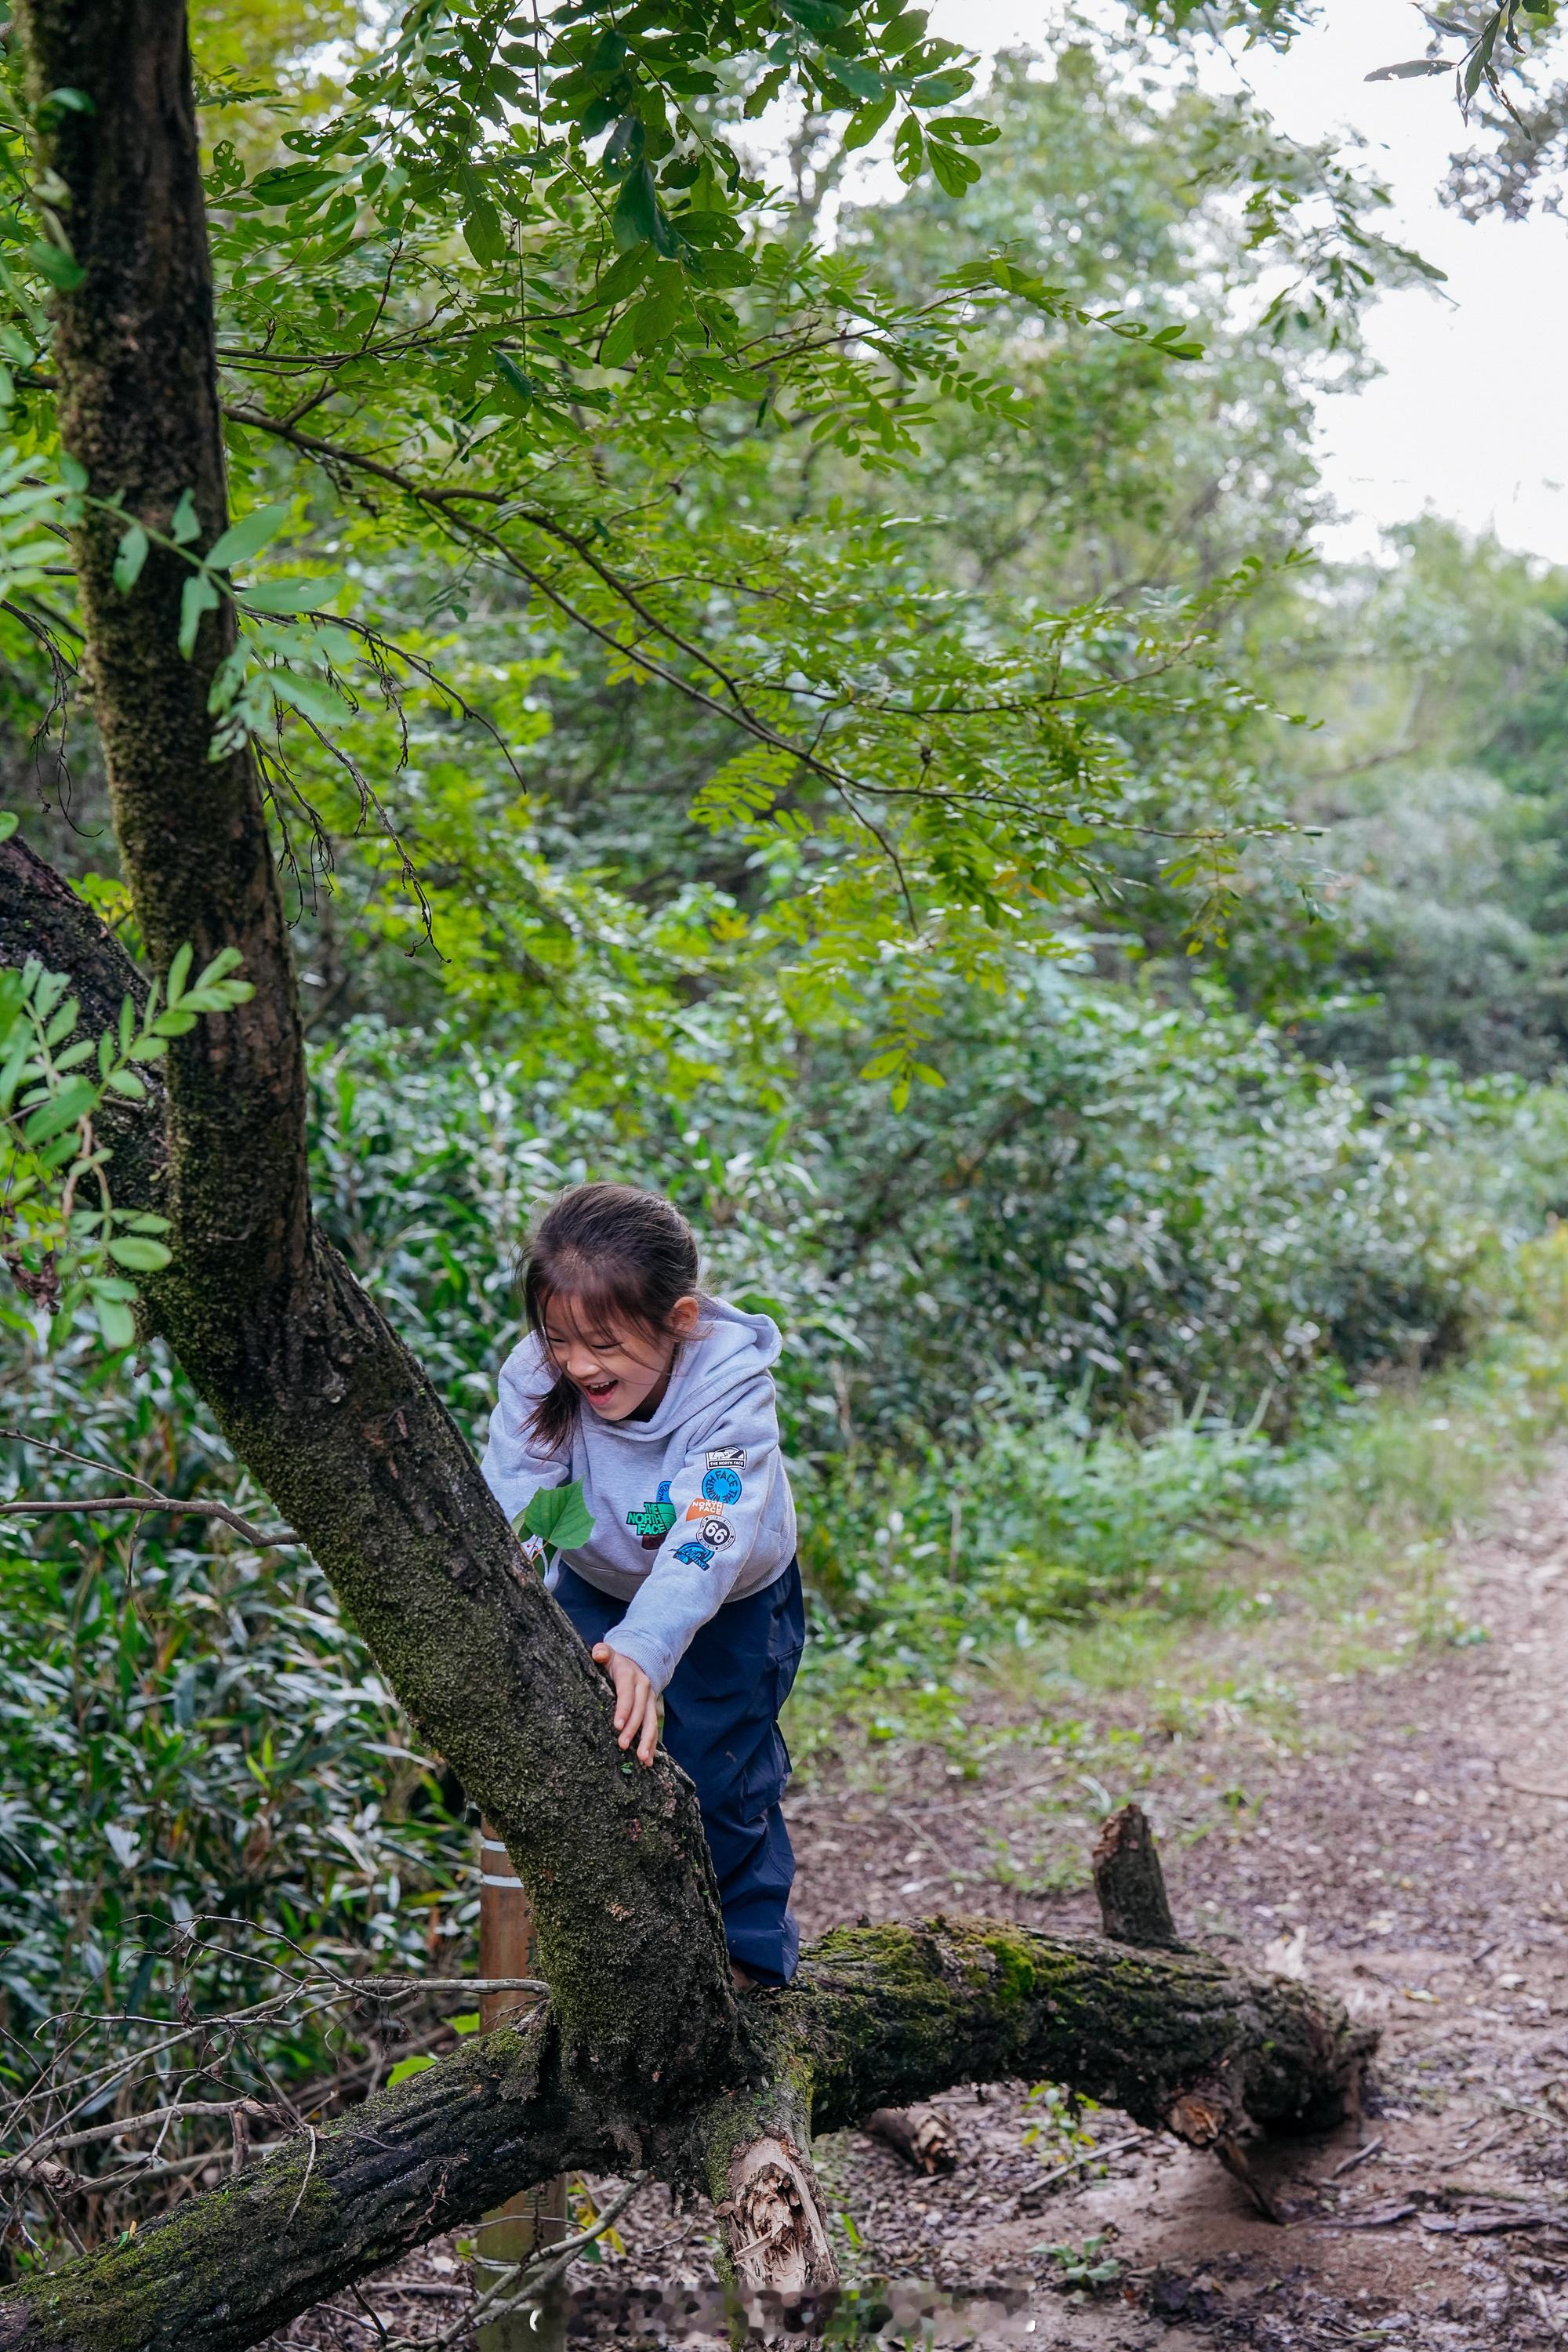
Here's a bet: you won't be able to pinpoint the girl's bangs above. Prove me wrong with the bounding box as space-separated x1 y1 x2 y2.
529 1261 662 1347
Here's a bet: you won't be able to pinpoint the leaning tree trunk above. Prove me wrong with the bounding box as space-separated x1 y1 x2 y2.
6 0 741 2099
0 2 1375 2345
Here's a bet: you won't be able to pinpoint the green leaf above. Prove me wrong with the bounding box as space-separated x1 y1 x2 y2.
776 0 851 28
30 242 85 292
205 504 289 573
0 810 14 843
590 247 650 308
893 114 924 180
600 311 640 369
22 1076 97 1145
193 946 245 986
744 63 790 118
178 572 221 657
495 350 536 408
833 57 886 101
93 1296 136 1350
927 139 980 195
613 163 676 259
112 524 149 595
165 943 194 1005
270 672 353 726
105 1235 172 1271
1363 56 1451 79
630 274 684 355
910 71 972 105
844 92 896 149
250 163 342 205
518 1479 597 1553
242 577 340 615
387 2053 435 2087
928 114 1000 144
170 488 201 546
684 247 756 289
57 455 88 494
103 1066 147 1099
452 2012 481 2035
463 203 508 267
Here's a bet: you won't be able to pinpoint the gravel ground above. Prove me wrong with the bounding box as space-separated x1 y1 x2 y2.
268 1457 1568 2348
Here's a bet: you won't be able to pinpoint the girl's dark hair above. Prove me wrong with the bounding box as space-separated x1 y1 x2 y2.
519 1183 701 1453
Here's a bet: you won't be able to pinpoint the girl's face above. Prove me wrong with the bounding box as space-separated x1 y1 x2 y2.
542 1292 699 1421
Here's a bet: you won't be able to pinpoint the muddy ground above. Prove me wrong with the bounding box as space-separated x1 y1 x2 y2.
272 1457 1568 2349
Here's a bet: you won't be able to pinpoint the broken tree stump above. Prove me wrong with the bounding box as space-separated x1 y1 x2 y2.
1094 1801 1185 1949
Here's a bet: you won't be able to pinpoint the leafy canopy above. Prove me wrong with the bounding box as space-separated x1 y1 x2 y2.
0 0 1356 1088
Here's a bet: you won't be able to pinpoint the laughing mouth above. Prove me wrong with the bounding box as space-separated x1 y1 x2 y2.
580 1376 618 1402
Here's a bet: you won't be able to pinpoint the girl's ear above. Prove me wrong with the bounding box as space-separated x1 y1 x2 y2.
670 1292 701 1337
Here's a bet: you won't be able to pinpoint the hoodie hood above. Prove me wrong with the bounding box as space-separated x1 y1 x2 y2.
599 1294 782 1444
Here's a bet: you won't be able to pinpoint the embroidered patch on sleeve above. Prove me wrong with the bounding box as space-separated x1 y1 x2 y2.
701 1518 735 1548
700 1465 743 1506
685 1497 728 1522
704 1445 746 1472
673 1539 715 1569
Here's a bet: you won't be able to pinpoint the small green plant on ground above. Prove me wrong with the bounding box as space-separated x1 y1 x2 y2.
1037 2234 1122 2290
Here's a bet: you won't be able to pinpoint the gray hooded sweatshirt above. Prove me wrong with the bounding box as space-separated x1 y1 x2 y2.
481 1296 797 1694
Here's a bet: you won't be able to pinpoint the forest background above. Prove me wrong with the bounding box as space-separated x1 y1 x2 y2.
5 0 1568 2230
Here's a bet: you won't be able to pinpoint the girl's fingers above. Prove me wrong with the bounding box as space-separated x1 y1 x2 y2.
590 1642 654 1753
592 1642 633 1734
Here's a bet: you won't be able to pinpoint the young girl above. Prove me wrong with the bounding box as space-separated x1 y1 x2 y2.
481 1182 804 1988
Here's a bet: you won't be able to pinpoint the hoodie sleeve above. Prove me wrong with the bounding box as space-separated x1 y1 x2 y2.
481 1339 568 1533
602 1374 782 1694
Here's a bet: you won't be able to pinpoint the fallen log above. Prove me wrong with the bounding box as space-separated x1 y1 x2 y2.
0 1909 1375 2352
866 2104 960 2176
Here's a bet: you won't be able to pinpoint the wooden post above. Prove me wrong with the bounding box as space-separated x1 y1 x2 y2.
474 1824 569 2352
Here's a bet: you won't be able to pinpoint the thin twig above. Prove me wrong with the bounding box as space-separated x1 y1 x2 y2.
0 1494 301 1546
286 2126 319 2227
1018 2129 1149 2205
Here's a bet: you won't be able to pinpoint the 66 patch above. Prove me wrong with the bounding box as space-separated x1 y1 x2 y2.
701 1518 735 1549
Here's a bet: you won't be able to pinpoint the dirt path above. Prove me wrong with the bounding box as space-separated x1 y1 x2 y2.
278 1455 1568 2348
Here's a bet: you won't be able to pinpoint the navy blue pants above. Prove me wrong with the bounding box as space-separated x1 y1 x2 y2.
554 1558 805 1985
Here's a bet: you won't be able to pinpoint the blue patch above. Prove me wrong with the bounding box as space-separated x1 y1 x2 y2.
673 1540 715 1570
655 1479 673 1504
701 1465 742 1506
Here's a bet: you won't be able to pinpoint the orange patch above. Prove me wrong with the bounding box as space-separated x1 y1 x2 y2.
687 1497 726 1521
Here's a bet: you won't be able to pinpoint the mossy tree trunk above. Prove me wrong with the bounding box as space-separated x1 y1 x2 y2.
6 0 741 2097
0 5 1374 2347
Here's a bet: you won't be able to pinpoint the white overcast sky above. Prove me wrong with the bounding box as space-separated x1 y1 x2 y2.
918 0 1568 565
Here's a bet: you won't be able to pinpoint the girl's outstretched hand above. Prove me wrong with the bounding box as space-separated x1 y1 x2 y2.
592 1643 659 1766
